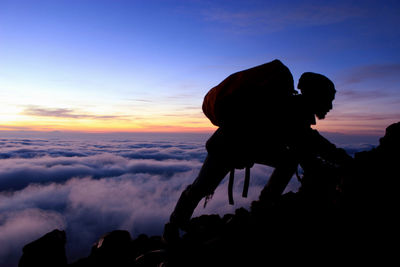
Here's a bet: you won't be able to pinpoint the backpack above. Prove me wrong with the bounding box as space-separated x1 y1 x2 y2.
202 59 296 205
202 59 296 127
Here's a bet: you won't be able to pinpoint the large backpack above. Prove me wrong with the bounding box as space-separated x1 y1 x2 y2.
202 59 296 205
202 59 296 127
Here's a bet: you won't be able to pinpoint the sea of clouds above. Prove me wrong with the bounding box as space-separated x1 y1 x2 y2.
0 131 379 266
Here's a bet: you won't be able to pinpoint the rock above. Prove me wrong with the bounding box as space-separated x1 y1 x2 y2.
378 121 400 151
74 230 133 267
18 229 67 267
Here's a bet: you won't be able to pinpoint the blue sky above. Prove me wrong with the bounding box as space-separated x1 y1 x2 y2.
0 0 399 134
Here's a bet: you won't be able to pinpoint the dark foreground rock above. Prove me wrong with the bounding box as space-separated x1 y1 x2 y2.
19 229 67 267
19 122 399 267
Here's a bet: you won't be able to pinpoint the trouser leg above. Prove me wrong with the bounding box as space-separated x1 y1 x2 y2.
169 153 231 229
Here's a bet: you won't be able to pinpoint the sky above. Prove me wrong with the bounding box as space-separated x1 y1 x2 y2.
0 0 399 135
1 2 399 265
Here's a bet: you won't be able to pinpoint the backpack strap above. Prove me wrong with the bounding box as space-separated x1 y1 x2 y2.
228 166 252 205
228 169 235 205
242 166 251 198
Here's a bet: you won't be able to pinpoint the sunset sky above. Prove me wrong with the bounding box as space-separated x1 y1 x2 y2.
1 0 399 135
1 1 399 265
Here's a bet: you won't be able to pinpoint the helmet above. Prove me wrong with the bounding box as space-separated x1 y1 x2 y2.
298 72 336 98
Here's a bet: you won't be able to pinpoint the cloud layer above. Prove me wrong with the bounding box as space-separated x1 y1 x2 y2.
22 106 127 120
0 132 372 266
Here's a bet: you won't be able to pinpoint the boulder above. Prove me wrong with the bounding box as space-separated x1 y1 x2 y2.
18 229 67 267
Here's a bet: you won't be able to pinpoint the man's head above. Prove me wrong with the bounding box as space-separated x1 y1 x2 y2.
298 72 336 119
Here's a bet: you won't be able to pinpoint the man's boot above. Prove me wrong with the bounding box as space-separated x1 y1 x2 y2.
162 185 202 244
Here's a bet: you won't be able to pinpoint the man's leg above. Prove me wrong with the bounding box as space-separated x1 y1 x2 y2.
169 153 231 230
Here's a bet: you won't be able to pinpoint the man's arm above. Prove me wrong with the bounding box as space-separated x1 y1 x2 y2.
307 129 353 165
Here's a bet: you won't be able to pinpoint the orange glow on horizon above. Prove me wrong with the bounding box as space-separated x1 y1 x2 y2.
1 111 394 135
0 119 217 133
0 119 389 135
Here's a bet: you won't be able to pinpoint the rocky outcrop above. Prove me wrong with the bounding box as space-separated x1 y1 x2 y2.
18 229 67 267
19 122 399 267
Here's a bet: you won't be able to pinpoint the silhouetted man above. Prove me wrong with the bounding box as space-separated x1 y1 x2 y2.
163 67 352 243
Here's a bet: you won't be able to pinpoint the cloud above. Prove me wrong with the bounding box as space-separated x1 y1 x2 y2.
202 2 366 34
329 111 400 122
0 133 374 266
329 63 400 134
22 106 127 120
0 170 269 265
0 163 203 265
0 154 203 191
128 98 153 103
0 208 66 266
0 135 265 265
339 64 400 85
339 88 390 100
0 135 208 193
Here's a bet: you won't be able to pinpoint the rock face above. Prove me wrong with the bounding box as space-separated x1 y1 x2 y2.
19 122 399 267
18 229 67 267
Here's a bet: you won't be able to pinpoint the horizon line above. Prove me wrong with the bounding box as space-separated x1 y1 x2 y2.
0 128 383 137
